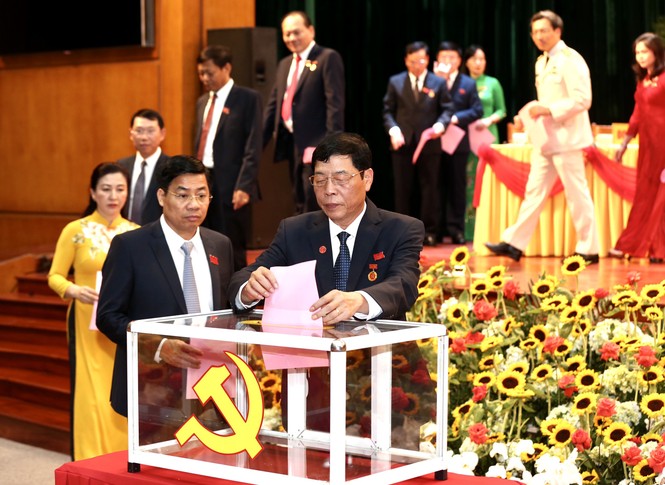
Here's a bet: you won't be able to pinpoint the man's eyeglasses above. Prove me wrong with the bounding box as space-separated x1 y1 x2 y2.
131 128 159 137
309 170 365 187
168 191 213 204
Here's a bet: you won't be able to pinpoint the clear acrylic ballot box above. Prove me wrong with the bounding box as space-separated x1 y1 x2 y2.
127 310 448 484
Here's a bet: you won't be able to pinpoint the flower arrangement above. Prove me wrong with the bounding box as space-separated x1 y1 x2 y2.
408 247 665 484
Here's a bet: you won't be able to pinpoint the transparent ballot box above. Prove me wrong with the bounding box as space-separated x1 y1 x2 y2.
127 310 448 484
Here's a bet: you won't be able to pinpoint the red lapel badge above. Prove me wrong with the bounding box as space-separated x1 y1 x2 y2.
373 251 385 261
319 246 327 254
368 264 378 282
209 254 219 265
222 107 231 115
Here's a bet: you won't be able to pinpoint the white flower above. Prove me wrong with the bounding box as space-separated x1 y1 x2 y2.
446 449 478 475
614 400 642 427
512 439 535 457
486 464 507 478
489 442 508 462
506 456 526 473
531 450 582 485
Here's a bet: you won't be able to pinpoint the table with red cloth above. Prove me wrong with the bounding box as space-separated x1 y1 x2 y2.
472 143 638 257
55 450 518 485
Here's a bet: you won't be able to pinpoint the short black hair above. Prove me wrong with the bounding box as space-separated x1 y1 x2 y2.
312 132 372 172
130 108 164 129
531 10 563 32
406 41 429 56
281 10 313 27
197 45 232 69
158 155 210 191
438 41 462 58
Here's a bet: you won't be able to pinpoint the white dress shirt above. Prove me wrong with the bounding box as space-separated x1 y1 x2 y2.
127 147 162 217
200 78 235 168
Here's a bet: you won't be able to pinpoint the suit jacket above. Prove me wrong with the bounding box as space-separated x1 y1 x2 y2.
194 84 263 205
534 40 593 155
447 73 483 153
97 221 234 416
382 71 454 155
118 153 168 224
263 44 345 157
228 199 424 320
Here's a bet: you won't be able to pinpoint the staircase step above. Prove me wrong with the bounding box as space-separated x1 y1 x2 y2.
0 315 66 346
0 396 70 455
0 368 69 411
0 292 68 320
0 341 69 376
16 272 61 296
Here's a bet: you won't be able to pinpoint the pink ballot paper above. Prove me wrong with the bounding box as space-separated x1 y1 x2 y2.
468 120 496 155
89 271 102 331
186 339 237 400
261 260 328 370
440 123 465 154
302 146 316 164
412 127 436 164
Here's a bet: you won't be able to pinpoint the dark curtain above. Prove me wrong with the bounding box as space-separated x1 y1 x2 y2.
256 0 665 210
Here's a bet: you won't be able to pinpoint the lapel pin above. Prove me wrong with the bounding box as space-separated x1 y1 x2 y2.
368 263 378 282
319 246 327 254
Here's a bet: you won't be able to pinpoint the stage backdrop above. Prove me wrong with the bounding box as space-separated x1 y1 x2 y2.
256 0 665 211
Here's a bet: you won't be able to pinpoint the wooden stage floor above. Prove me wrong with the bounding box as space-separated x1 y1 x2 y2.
248 243 665 291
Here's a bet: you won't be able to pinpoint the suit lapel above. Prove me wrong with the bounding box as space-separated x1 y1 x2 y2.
149 223 188 314
402 73 417 103
200 230 221 310
296 44 321 93
347 200 381 291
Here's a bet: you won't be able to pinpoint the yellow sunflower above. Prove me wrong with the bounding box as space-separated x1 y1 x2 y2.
548 421 576 447
594 415 612 431
522 443 548 462
479 356 499 370
640 283 665 304
259 372 281 391
644 306 664 322
417 273 435 290
560 306 581 323
554 340 573 357
612 290 641 310
429 260 447 272
450 246 470 266
450 416 461 437
480 335 504 352
633 459 656 482
520 337 541 352
360 383 372 402
541 294 568 311
448 364 458 378
392 354 409 370
486 265 506 279
489 276 506 291
507 361 530 375
471 278 490 295
575 318 592 336
603 422 632 446
531 363 554 382
473 371 496 388
446 303 469 323
485 432 505 444
532 279 556 298
575 369 601 392
416 287 438 302
572 290 597 313
581 469 599 484
496 370 526 394
640 393 665 418
571 392 598 415
401 392 420 416
539 418 560 436
452 400 474 419
529 324 549 342
565 355 587 373
638 367 664 386
500 316 517 335
561 254 587 276
346 350 365 370
642 432 663 445
506 388 535 399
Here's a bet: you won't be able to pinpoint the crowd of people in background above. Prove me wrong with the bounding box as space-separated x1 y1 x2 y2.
46 7 664 461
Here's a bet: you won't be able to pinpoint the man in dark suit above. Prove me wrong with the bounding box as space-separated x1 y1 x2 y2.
382 41 454 247
263 10 345 214
194 45 262 271
97 155 234 417
434 42 483 244
229 132 424 430
119 108 169 225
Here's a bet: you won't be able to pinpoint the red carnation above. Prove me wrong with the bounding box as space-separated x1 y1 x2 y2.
594 287 609 299
468 422 489 444
411 369 433 387
450 337 467 354
465 331 485 344
392 387 409 411
543 335 565 354
558 374 578 398
571 429 592 451
503 280 520 301
636 346 658 367
599 342 620 361
473 300 497 321
596 397 617 417
472 385 488 402
621 445 643 466
626 271 641 285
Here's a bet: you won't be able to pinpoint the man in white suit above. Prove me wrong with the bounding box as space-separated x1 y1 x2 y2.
485 10 599 264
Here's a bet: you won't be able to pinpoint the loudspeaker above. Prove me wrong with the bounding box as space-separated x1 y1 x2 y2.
206 27 294 249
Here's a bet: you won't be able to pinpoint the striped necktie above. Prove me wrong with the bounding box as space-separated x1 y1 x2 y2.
334 232 351 291
181 242 201 314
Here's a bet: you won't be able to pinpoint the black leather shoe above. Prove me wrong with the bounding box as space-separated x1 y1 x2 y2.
485 242 523 262
424 234 438 247
451 232 466 245
650 257 664 264
569 252 599 265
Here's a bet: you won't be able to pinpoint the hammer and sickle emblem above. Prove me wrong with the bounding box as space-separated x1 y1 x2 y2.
175 351 264 458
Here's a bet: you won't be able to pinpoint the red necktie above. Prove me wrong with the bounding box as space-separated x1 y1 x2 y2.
197 93 217 161
281 55 301 122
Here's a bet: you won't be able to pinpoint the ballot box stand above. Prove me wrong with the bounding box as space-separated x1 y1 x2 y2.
126 310 448 484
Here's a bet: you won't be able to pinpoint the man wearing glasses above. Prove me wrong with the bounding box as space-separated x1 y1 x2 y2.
228 132 424 429
119 108 169 225
383 41 454 247
98 155 234 417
